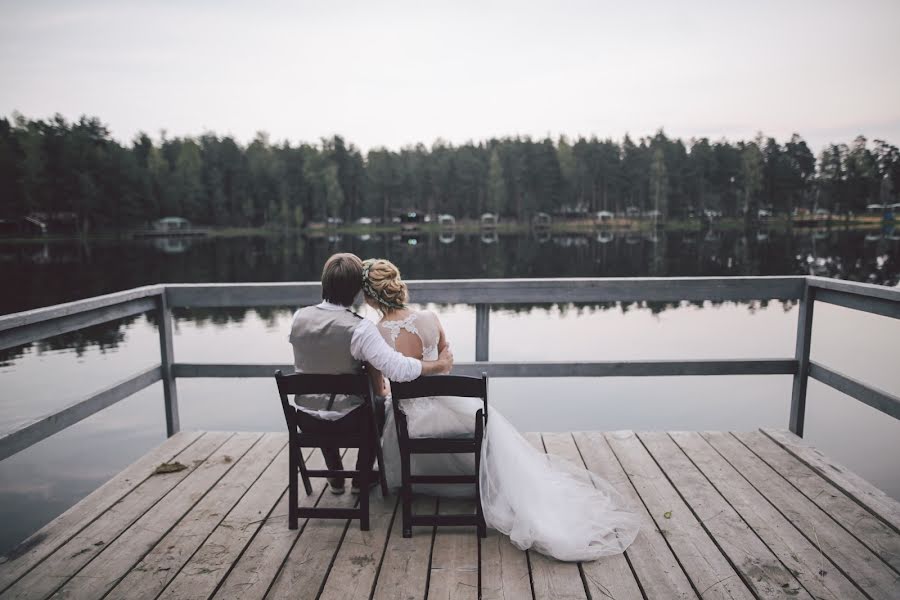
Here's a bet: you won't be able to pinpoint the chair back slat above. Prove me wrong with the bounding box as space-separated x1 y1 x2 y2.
275 371 369 396
391 374 486 400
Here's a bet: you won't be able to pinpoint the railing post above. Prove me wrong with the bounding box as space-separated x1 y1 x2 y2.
157 288 180 436
789 281 815 436
475 304 490 362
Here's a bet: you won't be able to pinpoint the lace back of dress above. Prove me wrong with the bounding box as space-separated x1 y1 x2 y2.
379 311 440 361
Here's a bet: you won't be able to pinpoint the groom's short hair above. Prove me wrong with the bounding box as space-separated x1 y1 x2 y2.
321 253 363 306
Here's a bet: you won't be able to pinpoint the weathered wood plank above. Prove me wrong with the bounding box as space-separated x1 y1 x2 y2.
806 275 900 302
480 526 534 600
0 286 162 332
523 432 587 600
173 359 797 380
0 289 161 352
0 431 203 594
211 449 332 600
265 449 360 600
807 362 900 421
762 429 900 534
638 432 810 599
157 440 299 600
104 433 286 600
542 432 642 600
0 365 163 461
735 430 900 573
426 498 480 600
475 304 490 362
670 431 867 600
157 292 180 436
318 491 398 600
605 431 753 600
164 277 806 308
789 284 814 436
48 433 261 600
573 431 697 600
703 431 899 599
0 432 231 600
371 495 438 600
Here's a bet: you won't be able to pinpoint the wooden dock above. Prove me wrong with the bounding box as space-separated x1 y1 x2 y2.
1 429 898 600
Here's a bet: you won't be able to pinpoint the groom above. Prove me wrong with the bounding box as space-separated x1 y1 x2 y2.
288 252 453 494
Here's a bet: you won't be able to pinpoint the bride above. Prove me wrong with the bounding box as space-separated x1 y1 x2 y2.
361 258 641 562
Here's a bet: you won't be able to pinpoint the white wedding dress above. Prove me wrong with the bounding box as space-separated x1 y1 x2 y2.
378 310 641 562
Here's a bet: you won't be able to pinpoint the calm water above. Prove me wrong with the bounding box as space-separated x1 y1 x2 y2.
1 227 899 555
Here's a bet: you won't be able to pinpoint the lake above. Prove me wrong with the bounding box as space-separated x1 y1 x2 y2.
1 226 899 555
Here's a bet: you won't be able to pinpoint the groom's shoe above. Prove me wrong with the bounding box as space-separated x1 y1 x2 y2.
328 478 346 495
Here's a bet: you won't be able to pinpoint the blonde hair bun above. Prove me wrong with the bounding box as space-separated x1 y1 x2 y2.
362 258 409 309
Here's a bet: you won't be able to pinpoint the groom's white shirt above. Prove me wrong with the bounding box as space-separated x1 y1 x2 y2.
294 300 421 382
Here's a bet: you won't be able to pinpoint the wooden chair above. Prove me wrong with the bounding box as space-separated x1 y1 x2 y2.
390 373 488 538
275 370 388 531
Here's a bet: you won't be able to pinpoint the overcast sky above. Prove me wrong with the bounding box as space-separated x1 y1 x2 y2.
2 0 899 153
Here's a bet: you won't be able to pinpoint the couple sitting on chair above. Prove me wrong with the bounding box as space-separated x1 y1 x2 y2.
288 253 640 562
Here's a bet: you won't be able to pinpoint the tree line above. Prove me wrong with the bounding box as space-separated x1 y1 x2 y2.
1 113 898 232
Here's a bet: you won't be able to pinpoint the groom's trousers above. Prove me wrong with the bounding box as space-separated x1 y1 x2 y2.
294 395 386 488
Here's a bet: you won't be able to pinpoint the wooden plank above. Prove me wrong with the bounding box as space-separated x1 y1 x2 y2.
1 431 233 600
157 441 300 600
0 431 203 594
734 430 900 572
475 304 490 362
573 431 697 600
813 287 900 320
806 275 900 302
0 285 162 332
426 498 480 600
789 285 814 436
542 432 642 600
762 429 900 534
480 526 534 600
318 491 398 600
605 431 753 600
0 296 159 352
670 432 868 600
265 449 360 600
48 433 261 600
164 277 806 309
638 432 811 599
157 292 180 436
104 433 287 600
173 358 797 380
808 362 900 421
702 431 899 599
522 432 587 600
371 495 438 600
0 364 162 461
211 449 332 600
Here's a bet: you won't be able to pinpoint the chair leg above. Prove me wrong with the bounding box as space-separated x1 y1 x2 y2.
359 445 371 531
475 410 487 538
288 439 299 530
400 450 413 538
298 446 313 496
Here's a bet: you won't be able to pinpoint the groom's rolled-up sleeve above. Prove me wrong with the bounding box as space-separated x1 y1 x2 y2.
351 319 422 382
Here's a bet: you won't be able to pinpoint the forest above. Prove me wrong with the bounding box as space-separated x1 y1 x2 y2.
1 113 898 232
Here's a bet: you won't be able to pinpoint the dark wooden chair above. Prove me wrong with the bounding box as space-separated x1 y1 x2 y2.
390 373 488 538
275 370 388 531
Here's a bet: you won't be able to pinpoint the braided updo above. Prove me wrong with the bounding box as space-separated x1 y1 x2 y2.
361 258 409 311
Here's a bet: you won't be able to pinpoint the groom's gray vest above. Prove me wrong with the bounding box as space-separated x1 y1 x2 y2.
289 305 364 416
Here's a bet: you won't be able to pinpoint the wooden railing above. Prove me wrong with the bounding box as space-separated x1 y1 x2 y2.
0 276 897 461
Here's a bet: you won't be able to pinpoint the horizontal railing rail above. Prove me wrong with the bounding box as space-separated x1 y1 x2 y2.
0 275 897 460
